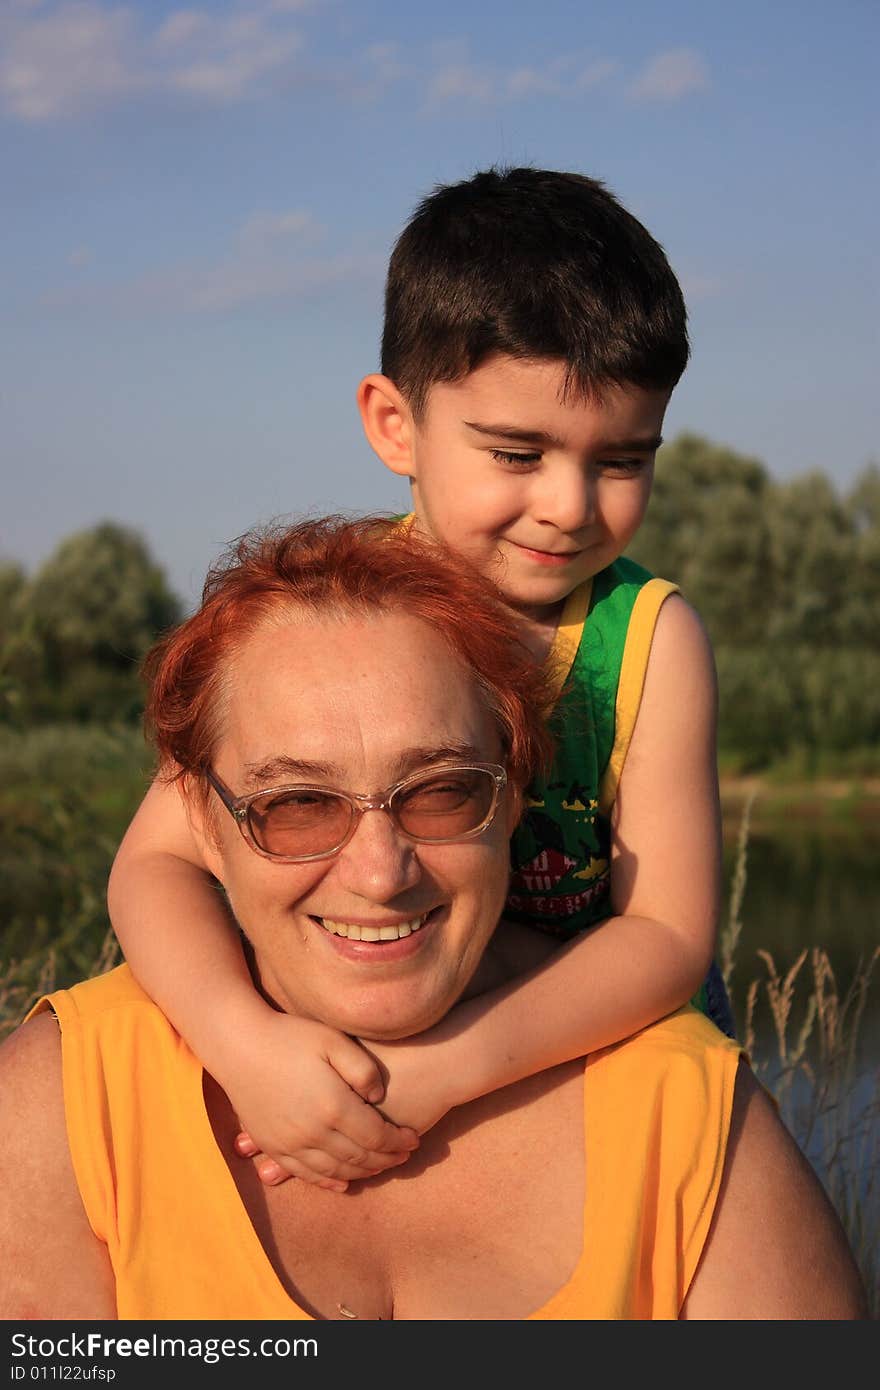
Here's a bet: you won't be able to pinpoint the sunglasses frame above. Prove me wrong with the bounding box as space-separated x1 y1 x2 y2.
205 762 508 863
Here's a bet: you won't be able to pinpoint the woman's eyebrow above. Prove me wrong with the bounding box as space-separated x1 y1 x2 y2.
243 744 487 789
243 756 336 787
393 744 486 776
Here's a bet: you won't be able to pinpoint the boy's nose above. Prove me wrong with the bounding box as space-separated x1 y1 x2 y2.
332 808 421 901
534 467 594 533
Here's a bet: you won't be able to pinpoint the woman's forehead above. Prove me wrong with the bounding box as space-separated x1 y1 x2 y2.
219 609 501 776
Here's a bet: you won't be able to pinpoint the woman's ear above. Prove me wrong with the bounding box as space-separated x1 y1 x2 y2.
504 782 525 835
179 775 225 881
356 374 417 479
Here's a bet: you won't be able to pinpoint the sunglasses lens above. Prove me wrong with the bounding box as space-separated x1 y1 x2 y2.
249 790 352 859
392 768 497 841
242 767 501 861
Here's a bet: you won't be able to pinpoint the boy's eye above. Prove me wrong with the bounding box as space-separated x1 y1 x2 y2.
489 449 542 468
597 457 651 476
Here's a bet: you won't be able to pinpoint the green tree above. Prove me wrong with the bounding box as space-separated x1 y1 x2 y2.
0 561 36 722
842 463 880 648
627 433 774 646
0 562 26 631
11 523 182 724
764 472 852 646
628 435 879 768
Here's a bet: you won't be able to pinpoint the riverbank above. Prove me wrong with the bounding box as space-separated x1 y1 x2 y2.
719 776 880 830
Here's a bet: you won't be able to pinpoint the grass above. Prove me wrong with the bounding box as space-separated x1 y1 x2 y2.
0 725 877 1316
719 794 879 1316
717 744 880 781
0 722 151 973
740 945 879 1305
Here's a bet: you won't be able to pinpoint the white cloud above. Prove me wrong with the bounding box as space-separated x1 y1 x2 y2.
427 63 494 105
0 10 692 125
364 41 401 66
163 250 384 312
42 208 383 313
155 11 209 50
260 0 312 12
680 271 724 302
0 0 307 120
576 58 619 90
44 251 385 313
362 41 408 85
0 1 143 120
160 7 302 102
340 40 412 102
425 49 617 108
628 48 710 103
505 67 562 99
237 209 320 252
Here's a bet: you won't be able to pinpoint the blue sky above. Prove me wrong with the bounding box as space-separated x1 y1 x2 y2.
2 0 877 609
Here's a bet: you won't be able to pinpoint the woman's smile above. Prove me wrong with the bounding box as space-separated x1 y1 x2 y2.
309 906 444 963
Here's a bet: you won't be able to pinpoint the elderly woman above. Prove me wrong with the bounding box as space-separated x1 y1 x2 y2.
0 517 865 1321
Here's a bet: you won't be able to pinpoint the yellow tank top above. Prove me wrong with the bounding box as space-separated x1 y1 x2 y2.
32 967 743 1320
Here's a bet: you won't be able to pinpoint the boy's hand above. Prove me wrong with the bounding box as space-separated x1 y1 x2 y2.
356 1034 461 1136
350 922 562 1133
228 1013 419 1191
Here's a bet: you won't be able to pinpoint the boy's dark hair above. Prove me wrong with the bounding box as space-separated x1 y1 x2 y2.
381 165 689 415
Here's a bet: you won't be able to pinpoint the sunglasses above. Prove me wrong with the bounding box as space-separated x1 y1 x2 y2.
206 762 508 863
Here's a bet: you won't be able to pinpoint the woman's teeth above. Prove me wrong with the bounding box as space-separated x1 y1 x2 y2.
320 916 427 942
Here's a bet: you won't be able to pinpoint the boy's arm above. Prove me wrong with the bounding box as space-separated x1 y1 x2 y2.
108 775 266 1082
367 596 722 1128
0 1014 117 1318
108 777 418 1186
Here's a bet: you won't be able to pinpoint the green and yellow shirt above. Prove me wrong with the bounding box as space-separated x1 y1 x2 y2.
507 556 678 936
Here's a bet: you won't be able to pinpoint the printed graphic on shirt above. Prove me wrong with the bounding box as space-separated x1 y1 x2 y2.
508 772 611 938
504 558 655 940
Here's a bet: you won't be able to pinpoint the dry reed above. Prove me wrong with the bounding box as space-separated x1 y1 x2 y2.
723 797 879 1317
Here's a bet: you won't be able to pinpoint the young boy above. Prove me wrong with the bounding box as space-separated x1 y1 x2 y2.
109 166 734 1189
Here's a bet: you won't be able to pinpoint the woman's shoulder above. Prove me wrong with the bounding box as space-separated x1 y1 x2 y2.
0 1001 117 1316
682 1060 869 1318
589 1006 742 1082
28 962 156 1029
584 1008 743 1178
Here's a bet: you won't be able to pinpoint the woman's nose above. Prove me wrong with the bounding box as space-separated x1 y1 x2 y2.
333 808 421 900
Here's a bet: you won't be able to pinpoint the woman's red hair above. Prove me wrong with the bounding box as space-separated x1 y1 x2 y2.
143 515 555 795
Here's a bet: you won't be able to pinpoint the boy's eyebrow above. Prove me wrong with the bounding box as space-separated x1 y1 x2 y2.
603 433 664 453
462 420 664 452
463 420 565 447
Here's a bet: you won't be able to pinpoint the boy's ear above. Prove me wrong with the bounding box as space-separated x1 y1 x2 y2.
356 374 416 479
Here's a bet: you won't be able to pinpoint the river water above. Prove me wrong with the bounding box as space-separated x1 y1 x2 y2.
719 817 879 1044
719 812 878 1223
